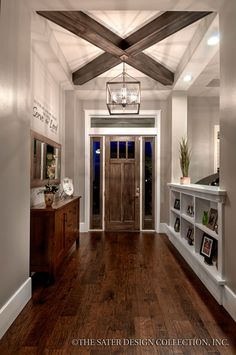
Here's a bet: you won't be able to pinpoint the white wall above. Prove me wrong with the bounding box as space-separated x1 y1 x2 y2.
188 96 219 183
219 0 236 296
31 50 61 143
30 15 66 206
0 0 31 310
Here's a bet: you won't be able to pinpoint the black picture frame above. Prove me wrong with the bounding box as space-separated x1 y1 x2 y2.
206 208 218 231
200 234 216 264
186 205 194 216
174 217 180 232
186 227 194 245
174 198 180 210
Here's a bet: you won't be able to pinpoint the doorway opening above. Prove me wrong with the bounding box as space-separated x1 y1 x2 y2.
90 135 156 231
85 110 161 233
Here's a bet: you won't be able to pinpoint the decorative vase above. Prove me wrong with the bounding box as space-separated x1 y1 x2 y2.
202 211 208 225
44 192 54 208
180 176 191 185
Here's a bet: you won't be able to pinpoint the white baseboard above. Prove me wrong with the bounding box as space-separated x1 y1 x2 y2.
0 278 31 339
157 223 168 234
80 222 87 232
223 286 236 322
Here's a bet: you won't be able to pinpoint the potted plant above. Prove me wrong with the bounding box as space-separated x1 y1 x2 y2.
179 137 191 184
40 181 59 207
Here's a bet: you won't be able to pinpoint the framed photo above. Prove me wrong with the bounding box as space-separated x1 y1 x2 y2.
174 217 180 232
200 234 215 264
187 205 194 216
186 227 194 245
207 208 218 230
174 198 180 210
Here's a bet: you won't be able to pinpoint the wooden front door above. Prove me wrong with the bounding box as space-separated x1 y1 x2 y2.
105 136 140 231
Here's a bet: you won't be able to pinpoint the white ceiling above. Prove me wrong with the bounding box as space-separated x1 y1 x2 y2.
29 0 225 12
48 11 202 76
33 8 220 99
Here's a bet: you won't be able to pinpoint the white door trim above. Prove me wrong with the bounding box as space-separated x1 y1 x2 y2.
84 109 161 233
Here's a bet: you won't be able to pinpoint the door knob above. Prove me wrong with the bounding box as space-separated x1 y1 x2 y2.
135 187 140 197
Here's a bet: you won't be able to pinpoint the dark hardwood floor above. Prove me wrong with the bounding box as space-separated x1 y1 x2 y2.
0 232 236 354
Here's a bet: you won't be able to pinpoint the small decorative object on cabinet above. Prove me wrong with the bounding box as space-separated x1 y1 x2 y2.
43 182 59 207
167 183 226 304
37 181 59 207
174 198 180 210
179 137 191 184
200 233 216 265
30 196 81 283
62 177 74 197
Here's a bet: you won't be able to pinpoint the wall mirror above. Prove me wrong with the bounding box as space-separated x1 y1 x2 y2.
31 131 61 187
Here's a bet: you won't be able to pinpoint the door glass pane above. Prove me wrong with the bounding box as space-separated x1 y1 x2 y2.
128 141 135 159
119 141 126 158
93 141 101 217
91 137 103 229
144 141 153 218
110 141 117 158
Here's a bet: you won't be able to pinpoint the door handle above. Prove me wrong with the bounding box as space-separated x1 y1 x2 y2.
135 187 140 197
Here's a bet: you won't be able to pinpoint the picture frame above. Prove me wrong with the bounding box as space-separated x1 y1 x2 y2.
186 227 194 245
174 198 180 210
174 217 180 232
187 205 194 216
206 208 218 230
200 234 216 264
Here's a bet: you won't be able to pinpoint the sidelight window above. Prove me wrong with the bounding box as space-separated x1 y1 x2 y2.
90 137 103 229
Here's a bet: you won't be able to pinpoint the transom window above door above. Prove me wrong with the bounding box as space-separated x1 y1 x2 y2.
110 140 135 159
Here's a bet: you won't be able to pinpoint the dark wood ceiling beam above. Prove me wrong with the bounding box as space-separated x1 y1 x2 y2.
72 51 174 86
37 11 125 58
126 53 174 86
124 11 212 56
37 10 211 86
73 53 121 85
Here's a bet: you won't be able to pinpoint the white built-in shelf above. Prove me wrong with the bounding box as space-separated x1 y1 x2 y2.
167 225 224 283
168 183 227 197
168 226 181 238
171 207 180 216
181 213 194 224
195 222 219 241
167 183 226 304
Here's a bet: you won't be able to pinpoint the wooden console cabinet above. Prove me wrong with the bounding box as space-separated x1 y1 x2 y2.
30 196 81 282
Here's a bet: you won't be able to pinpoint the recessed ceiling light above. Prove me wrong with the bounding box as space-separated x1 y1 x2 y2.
183 74 192 82
207 34 220 46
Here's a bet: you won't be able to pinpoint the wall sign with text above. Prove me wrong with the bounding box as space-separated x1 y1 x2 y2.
32 99 58 135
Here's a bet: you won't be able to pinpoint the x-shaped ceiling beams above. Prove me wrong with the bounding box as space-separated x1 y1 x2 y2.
37 10 211 86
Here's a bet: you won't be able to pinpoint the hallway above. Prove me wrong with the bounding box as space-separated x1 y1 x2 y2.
0 232 235 354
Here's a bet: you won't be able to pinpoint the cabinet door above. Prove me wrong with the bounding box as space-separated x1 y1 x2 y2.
64 204 75 249
54 210 66 264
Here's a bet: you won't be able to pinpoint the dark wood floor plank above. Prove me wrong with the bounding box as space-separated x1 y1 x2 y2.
0 232 236 355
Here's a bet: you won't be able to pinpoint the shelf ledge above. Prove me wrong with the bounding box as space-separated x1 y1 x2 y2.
168 183 226 196
195 223 219 241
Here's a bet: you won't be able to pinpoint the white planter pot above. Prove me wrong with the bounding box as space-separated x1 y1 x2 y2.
180 176 191 185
